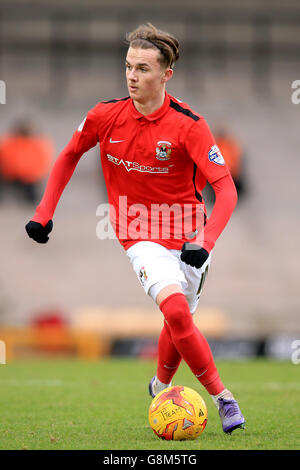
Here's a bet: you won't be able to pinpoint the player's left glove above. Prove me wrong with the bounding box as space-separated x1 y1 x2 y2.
180 242 209 269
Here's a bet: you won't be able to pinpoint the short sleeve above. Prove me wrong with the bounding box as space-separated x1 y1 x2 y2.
184 119 230 184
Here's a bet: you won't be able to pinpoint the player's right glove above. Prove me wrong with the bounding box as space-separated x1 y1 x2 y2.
25 220 53 244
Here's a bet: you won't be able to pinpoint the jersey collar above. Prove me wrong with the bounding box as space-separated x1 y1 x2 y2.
129 92 170 121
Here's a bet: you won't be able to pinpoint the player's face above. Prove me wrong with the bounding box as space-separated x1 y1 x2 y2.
126 47 172 105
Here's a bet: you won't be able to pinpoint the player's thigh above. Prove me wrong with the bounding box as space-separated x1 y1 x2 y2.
173 250 212 314
126 241 187 300
155 283 183 306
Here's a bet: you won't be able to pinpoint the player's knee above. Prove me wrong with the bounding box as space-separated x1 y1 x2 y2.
160 293 192 332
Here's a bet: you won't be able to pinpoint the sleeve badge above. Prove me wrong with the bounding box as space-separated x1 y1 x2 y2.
208 145 225 165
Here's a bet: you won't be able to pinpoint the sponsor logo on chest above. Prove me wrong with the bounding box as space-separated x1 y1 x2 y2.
106 154 170 173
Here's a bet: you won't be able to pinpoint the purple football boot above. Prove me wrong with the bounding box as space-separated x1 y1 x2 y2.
148 376 156 398
218 398 245 433
149 376 172 398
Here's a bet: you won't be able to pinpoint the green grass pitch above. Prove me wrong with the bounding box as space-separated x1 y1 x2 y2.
0 358 299 450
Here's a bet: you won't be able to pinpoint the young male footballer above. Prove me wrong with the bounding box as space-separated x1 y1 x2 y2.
26 23 245 433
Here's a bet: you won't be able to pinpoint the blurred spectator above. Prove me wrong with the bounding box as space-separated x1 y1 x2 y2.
0 118 54 204
31 310 69 354
214 124 247 199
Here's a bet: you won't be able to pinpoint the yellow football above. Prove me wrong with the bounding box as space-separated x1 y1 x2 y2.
149 385 208 440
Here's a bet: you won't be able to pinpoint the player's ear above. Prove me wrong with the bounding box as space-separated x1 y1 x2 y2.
161 68 173 83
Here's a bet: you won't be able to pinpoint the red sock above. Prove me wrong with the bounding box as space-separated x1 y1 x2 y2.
194 325 224 395
156 320 182 384
159 292 224 395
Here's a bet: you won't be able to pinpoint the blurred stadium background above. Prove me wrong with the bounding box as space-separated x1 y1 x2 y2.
0 0 299 362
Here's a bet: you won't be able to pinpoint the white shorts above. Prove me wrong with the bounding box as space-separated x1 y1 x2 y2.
126 241 211 313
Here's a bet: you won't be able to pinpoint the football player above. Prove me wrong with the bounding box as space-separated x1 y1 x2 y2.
26 23 245 433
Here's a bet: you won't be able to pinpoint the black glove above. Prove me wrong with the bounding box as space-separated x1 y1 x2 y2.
25 220 53 244
180 242 209 268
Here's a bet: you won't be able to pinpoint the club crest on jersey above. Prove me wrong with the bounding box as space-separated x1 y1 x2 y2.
155 141 172 161
139 266 148 286
208 145 225 165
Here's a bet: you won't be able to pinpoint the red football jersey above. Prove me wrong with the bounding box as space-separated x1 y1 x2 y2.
33 92 232 250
